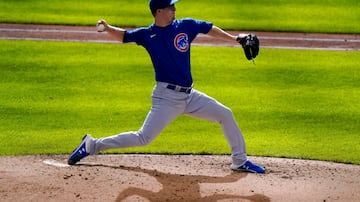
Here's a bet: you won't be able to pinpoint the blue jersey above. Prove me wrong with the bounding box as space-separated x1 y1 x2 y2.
123 18 213 87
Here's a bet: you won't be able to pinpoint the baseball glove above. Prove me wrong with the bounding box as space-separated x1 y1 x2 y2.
236 34 259 60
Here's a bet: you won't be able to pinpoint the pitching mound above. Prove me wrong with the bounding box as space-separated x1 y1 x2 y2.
0 155 359 202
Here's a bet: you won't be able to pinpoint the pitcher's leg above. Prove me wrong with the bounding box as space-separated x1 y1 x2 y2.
92 96 183 154
185 90 247 166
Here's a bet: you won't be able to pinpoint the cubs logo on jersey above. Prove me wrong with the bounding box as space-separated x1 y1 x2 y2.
174 33 189 52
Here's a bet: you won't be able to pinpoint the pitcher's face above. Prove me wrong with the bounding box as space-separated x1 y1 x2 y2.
159 5 176 22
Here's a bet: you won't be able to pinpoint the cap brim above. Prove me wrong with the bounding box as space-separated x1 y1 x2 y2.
170 0 179 5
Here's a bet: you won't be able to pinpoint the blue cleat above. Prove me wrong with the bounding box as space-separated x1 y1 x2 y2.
231 160 266 174
68 134 93 165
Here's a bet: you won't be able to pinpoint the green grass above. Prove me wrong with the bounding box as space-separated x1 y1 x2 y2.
0 0 359 33
0 40 359 164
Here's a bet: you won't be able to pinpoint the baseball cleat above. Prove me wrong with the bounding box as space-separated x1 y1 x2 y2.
68 134 93 165
231 160 266 174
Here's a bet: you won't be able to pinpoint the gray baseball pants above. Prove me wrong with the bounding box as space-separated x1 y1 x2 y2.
90 82 247 166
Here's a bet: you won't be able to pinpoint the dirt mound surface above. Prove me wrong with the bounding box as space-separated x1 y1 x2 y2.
1 155 359 201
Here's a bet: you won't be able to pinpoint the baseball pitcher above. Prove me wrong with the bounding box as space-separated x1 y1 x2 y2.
68 0 264 173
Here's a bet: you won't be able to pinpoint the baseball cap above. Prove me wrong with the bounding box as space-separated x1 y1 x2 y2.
149 0 179 14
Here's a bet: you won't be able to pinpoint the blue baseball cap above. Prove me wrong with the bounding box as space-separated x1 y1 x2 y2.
149 0 179 14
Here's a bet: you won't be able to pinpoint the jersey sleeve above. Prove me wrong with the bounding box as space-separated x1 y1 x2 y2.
195 19 213 34
182 18 213 35
123 28 147 45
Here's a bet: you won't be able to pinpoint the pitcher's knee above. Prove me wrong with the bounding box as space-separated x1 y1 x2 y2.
218 106 235 123
136 130 156 146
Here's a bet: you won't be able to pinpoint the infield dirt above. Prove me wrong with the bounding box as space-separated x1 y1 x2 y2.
1 155 360 202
